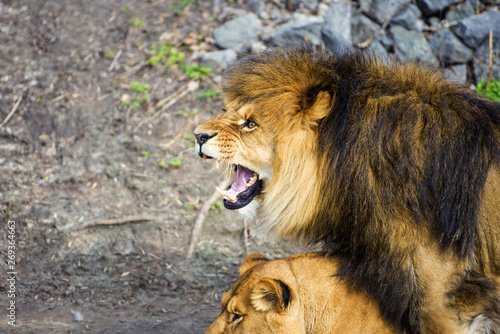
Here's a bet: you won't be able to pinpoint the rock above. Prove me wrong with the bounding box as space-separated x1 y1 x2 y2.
445 0 476 21
366 40 390 61
416 0 462 17
390 25 438 65
269 16 324 47
321 1 352 53
473 32 500 83
453 11 500 49
444 64 467 84
217 7 247 24
248 0 265 15
200 49 237 71
213 14 262 50
283 0 319 12
429 28 473 65
351 14 388 46
390 4 426 32
359 0 410 25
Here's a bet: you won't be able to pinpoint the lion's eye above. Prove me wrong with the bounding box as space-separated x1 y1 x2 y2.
242 120 257 129
232 313 243 323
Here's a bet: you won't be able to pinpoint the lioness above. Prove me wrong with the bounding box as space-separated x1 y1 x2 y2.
206 253 397 334
194 47 500 333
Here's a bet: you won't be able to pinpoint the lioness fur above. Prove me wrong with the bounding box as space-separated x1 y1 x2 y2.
206 253 397 334
194 47 500 333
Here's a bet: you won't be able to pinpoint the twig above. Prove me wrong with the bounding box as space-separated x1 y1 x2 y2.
73 215 157 231
108 49 122 72
157 227 168 301
151 307 219 329
115 61 147 81
0 96 22 128
488 29 494 83
187 181 226 259
161 118 193 151
243 219 249 256
134 81 198 133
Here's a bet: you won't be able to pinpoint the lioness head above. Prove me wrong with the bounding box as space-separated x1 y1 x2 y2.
194 48 332 233
206 253 396 334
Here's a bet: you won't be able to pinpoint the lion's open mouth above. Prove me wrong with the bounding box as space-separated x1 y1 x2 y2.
199 153 262 210
219 165 262 210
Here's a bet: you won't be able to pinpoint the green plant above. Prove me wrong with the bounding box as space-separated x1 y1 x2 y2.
174 0 196 13
130 15 143 29
146 43 185 66
181 63 212 80
169 157 182 167
477 79 500 102
196 88 219 99
123 81 151 109
141 151 149 158
211 200 224 210
157 159 168 169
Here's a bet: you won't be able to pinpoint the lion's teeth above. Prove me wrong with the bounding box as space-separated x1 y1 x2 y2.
203 154 207 162
227 193 237 202
216 187 227 197
215 160 221 168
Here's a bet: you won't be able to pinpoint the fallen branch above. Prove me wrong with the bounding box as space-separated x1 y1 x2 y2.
187 181 226 259
73 215 157 231
0 96 22 129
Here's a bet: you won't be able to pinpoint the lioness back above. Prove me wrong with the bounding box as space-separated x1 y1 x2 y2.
206 253 397 334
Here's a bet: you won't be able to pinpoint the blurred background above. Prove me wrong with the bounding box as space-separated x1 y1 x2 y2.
0 0 499 332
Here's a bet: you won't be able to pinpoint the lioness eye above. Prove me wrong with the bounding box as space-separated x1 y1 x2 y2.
232 314 243 322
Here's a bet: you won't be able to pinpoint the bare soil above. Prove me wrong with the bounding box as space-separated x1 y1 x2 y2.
0 1 298 333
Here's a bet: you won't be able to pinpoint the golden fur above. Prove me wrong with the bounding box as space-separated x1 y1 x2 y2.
194 47 500 333
206 253 397 334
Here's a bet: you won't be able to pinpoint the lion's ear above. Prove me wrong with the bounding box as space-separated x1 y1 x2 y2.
250 278 291 313
298 88 332 123
239 253 269 275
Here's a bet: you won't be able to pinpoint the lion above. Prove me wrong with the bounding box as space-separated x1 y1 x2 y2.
206 253 397 334
194 47 500 333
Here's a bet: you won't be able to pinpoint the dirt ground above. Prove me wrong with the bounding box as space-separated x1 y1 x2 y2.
0 1 299 333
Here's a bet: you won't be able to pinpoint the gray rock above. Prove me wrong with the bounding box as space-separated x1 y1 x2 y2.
416 0 462 17
359 0 410 25
390 4 426 32
453 11 500 49
390 25 438 65
444 64 467 84
351 14 385 45
366 40 390 61
269 16 324 47
213 14 262 50
474 32 500 83
200 49 237 72
429 28 473 65
283 0 319 12
445 0 476 21
321 2 352 53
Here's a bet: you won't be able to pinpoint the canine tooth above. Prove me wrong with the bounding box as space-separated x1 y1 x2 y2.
228 193 237 202
203 154 207 162
216 187 227 197
215 160 221 168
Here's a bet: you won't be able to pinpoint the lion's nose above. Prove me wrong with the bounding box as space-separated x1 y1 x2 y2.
194 132 218 146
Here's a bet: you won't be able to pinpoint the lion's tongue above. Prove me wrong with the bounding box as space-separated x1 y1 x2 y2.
230 166 254 192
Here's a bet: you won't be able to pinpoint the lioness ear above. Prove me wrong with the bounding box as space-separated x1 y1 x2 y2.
251 278 291 313
239 253 269 275
298 87 332 123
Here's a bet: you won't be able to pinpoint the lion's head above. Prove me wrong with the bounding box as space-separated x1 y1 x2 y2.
206 253 396 334
194 48 334 237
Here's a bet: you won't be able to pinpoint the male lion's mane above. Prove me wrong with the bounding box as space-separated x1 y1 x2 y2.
221 47 500 333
